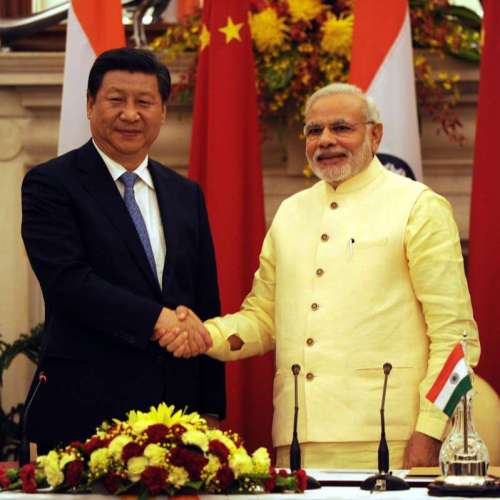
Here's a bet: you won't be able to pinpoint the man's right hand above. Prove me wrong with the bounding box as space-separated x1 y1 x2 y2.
153 306 212 358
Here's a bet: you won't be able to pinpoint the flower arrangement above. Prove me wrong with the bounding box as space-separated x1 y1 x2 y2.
151 0 482 144
0 404 306 497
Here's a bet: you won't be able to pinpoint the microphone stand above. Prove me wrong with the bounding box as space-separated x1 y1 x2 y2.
289 364 321 490
19 371 47 466
360 363 409 491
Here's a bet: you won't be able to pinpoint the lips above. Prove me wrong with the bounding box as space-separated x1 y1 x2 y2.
315 150 348 163
116 129 142 136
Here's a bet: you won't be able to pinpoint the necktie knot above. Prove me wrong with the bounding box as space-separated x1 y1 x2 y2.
119 171 139 189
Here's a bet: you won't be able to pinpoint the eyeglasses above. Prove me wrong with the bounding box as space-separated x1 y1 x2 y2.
303 120 375 140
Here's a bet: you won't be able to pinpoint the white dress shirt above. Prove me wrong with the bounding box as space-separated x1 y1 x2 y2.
93 141 166 285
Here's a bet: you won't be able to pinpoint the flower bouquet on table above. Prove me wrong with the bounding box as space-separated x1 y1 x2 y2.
0 403 307 497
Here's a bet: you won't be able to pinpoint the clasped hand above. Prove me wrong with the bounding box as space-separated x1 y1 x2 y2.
153 306 209 358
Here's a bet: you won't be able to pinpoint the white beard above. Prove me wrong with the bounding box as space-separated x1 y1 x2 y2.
308 132 373 185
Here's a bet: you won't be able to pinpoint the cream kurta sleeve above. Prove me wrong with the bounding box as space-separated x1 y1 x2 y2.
405 189 480 440
205 228 277 361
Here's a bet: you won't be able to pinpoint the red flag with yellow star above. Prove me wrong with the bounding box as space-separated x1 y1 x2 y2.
188 0 273 453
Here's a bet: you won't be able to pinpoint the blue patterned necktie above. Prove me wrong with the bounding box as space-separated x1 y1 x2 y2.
119 172 157 276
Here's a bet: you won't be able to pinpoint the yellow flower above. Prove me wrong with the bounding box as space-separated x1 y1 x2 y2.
126 403 203 434
143 443 167 466
168 466 189 488
38 451 64 488
228 448 253 478
251 447 271 474
320 13 353 56
89 448 111 475
182 429 209 452
206 429 237 452
59 451 77 471
108 434 132 462
288 0 323 22
127 456 149 483
202 454 221 483
249 8 288 52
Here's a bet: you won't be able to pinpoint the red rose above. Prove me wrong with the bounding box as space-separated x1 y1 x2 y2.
65 460 84 487
208 440 230 462
69 441 84 450
294 469 307 492
145 424 169 444
0 469 10 489
141 466 168 495
82 436 106 455
264 467 276 492
215 465 234 492
122 442 144 463
169 447 208 481
103 472 122 494
278 469 289 478
19 464 37 493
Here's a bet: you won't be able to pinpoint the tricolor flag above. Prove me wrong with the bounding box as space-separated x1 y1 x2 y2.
426 344 472 417
349 0 422 180
188 0 273 452
58 0 125 155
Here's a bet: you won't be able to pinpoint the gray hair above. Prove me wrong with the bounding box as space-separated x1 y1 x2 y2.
304 83 380 123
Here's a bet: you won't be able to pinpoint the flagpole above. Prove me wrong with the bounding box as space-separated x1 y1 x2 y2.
462 396 468 454
461 331 469 454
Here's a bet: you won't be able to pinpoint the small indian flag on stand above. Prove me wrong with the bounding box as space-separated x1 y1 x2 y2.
426 343 472 417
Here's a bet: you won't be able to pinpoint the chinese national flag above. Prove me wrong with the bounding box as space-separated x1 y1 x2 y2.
468 0 500 394
188 0 274 453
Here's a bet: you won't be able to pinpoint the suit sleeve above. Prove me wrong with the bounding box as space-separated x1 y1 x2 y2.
21 166 163 349
192 185 226 418
405 189 480 440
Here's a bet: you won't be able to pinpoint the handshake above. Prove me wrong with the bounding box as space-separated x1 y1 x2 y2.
152 306 244 358
152 306 209 358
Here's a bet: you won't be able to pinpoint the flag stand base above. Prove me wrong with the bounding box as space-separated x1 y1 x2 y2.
360 472 410 491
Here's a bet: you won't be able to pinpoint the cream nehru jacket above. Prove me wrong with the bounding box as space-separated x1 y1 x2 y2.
206 157 479 448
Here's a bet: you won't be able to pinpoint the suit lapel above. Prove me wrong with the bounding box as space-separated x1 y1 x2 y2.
148 161 178 295
75 141 162 297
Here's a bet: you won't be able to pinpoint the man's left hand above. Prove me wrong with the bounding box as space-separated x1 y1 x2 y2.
403 431 441 468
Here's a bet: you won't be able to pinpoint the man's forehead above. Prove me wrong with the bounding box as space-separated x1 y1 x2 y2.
305 93 366 122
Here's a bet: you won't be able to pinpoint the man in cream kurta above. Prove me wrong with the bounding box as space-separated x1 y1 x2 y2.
160 83 480 468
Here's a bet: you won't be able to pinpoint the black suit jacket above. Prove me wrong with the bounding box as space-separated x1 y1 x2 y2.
21 140 225 450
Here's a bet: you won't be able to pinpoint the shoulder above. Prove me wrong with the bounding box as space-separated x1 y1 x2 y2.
148 159 201 193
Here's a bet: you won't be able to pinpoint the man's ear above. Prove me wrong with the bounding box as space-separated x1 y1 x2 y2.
371 122 383 154
86 94 95 120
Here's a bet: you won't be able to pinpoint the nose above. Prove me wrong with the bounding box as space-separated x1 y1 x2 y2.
318 127 337 147
120 101 139 122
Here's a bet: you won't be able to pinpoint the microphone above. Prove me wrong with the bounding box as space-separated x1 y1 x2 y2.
289 364 321 490
290 364 301 471
360 362 409 491
19 371 47 465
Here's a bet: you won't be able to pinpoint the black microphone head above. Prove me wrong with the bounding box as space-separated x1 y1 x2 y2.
291 364 301 376
383 362 392 375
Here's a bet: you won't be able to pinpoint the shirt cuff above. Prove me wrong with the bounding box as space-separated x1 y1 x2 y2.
415 411 449 440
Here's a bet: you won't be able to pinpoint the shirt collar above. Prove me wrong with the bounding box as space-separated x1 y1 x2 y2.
93 140 154 189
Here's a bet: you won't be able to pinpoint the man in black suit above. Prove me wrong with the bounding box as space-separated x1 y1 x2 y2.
21 48 225 453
